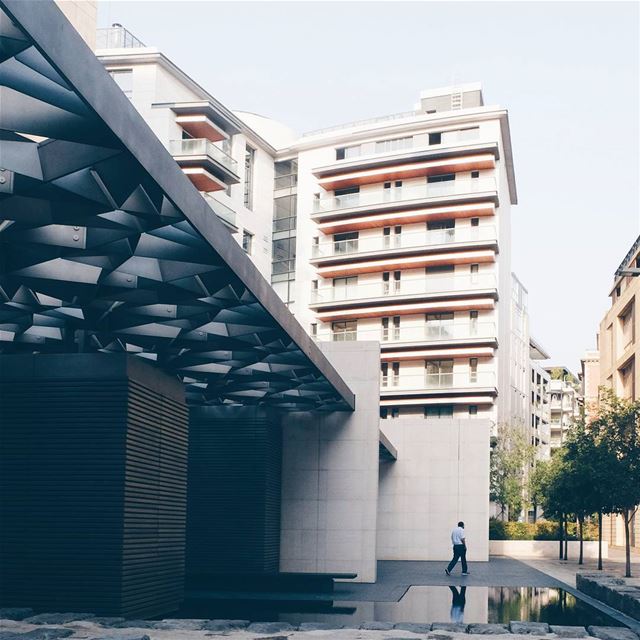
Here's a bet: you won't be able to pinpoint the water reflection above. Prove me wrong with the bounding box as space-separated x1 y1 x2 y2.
449 586 466 623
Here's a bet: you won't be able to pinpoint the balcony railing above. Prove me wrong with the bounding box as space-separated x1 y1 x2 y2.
170 138 238 175
310 273 496 304
313 178 496 214
327 322 496 344
312 225 496 258
380 371 495 390
96 26 145 49
203 194 237 228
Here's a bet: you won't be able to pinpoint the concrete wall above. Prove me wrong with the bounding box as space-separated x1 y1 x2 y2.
491 540 608 559
378 418 490 561
55 1 97 49
279 341 380 582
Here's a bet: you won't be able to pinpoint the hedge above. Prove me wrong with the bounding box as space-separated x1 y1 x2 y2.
489 518 597 541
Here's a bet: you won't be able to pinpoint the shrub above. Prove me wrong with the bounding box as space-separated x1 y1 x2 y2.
489 517 598 541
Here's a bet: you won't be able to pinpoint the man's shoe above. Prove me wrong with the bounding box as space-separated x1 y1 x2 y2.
445 568 451 576
462 572 470 575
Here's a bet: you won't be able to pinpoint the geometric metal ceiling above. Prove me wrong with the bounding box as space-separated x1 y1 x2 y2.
0 0 354 410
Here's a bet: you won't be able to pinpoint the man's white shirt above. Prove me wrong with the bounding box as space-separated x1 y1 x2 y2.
451 526 466 545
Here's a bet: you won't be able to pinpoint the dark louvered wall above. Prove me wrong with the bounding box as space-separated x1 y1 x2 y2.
186 407 282 579
0 354 188 618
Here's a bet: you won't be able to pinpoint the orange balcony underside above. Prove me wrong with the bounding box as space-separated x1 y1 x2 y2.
317 202 495 235
176 115 227 143
316 297 495 322
380 395 495 406
317 250 496 278
381 346 495 361
318 154 495 191
182 167 227 192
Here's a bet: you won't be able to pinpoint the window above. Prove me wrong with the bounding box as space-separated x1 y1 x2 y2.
468 405 478 415
382 316 400 341
428 132 442 145
336 145 361 161
470 357 478 383
333 231 358 254
244 146 255 209
376 137 412 154
471 217 480 227
333 276 357 298
427 219 455 241
424 404 453 419
381 362 400 387
383 225 402 247
471 170 480 179
272 237 296 275
109 69 133 99
428 173 455 183
426 264 454 275
426 312 454 338
383 270 401 294
242 230 254 255
332 320 357 341
381 407 400 419
310 323 318 337
425 359 453 386
427 219 455 230
274 160 298 190
273 194 297 232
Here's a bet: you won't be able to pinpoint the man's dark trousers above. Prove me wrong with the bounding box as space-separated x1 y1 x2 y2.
447 544 468 573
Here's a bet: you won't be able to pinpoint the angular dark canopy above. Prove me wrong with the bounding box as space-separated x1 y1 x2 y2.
0 0 354 410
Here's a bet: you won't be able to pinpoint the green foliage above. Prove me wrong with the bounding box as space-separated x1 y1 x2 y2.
490 422 535 520
488 517 597 541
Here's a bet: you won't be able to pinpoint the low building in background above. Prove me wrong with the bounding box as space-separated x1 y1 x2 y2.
599 235 640 550
580 346 601 422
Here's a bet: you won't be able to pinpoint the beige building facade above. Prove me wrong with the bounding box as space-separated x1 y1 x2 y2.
599 235 640 549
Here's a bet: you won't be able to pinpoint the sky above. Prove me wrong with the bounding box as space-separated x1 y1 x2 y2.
98 1 640 373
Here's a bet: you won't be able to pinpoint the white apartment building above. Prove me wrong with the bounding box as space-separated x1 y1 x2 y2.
545 367 580 448
95 26 276 277
95 25 528 562
530 339 551 461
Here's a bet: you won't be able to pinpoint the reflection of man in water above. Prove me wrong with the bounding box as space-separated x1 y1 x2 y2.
449 585 467 623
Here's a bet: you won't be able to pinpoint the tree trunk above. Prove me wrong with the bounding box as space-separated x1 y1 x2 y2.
624 510 632 578
598 511 603 571
578 517 584 565
559 515 564 560
564 517 569 560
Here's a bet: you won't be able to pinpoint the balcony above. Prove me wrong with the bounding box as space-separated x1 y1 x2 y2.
203 194 237 232
170 138 239 191
310 273 497 309
312 178 497 219
311 225 497 261
326 322 497 347
380 371 496 392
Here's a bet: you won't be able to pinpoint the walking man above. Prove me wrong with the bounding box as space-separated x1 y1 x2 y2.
445 521 469 576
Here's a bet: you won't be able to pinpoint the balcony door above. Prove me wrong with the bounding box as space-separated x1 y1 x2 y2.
382 270 401 296
427 218 455 244
425 359 453 387
332 276 357 300
332 320 357 342
383 180 402 203
383 225 402 249
333 231 358 255
381 361 400 387
426 312 454 339
382 316 401 341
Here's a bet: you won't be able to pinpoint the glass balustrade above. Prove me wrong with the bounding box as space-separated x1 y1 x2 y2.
380 371 495 390
313 178 496 214
310 273 496 304
169 138 238 174
312 225 496 258
323 322 495 344
203 194 237 228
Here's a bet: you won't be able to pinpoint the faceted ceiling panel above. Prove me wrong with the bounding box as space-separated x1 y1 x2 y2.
0 1 354 411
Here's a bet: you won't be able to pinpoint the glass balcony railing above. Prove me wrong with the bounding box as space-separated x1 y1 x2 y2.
312 225 496 258
327 322 496 344
310 273 496 304
313 178 496 214
203 194 237 228
380 371 495 390
96 26 145 49
170 138 238 175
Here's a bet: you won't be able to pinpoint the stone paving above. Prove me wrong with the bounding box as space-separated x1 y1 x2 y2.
0 612 639 640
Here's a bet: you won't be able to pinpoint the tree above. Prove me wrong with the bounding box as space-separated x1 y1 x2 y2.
490 422 535 521
528 460 551 523
591 389 640 578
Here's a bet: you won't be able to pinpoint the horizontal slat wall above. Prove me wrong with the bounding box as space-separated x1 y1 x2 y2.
121 382 188 617
0 379 128 612
186 411 282 579
0 355 188 618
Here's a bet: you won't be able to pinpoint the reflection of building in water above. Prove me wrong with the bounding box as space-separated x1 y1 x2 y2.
373 585 488 623
487 586 580 624
450 586 467 622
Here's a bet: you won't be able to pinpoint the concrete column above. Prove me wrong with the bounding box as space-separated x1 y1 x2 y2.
279 341 380 583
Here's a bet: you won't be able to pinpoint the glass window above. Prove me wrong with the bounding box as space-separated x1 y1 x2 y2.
242 229 253 254
375 137 412 154
244 146 255 209
109 69 133 99
468 405 478 415
428 132 442 145
427 173 455 183
332 320 357 341
424 404 453 418
336 145 361 160
274 160 298 190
